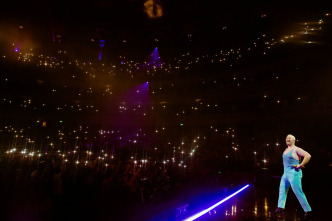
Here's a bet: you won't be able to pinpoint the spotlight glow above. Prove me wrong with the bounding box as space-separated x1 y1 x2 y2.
183 184 250 221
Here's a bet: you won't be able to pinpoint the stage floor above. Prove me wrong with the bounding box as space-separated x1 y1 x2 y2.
143 171 331 221
1 169 331 221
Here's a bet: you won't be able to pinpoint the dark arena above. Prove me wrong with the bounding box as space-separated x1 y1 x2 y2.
1 1 332 220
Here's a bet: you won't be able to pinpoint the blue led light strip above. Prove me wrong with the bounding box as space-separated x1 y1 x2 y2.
183 184 250 221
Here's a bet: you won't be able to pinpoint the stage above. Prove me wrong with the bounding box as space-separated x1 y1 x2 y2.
142 170 331 221
1 167 331 221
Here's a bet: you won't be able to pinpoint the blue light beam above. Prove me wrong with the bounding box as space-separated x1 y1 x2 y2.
183 184 250 221
99 40 105 61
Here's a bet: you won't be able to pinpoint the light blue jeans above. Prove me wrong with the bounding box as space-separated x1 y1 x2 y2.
278 167 311 212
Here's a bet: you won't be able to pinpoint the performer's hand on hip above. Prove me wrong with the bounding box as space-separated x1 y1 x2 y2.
292 164 304 169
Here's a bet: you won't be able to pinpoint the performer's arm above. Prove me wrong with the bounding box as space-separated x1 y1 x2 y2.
295 147 311 169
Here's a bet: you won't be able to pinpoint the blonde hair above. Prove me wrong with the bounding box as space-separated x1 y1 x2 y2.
287 134 296 142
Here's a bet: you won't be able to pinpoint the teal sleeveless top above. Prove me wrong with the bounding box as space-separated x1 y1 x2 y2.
283 147 299 168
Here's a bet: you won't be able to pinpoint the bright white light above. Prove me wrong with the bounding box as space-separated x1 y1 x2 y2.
183 184 250 221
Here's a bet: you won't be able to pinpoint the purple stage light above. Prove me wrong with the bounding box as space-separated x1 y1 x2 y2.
99 40 105 61
142 47 164 69
112 82 151 132
100 40 105 48
183 184 250 221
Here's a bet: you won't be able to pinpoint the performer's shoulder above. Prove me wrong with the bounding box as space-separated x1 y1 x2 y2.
294 146 310 156
294 146 302 152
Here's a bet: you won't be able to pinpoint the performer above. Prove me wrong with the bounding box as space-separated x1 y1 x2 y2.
274 134 313 220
